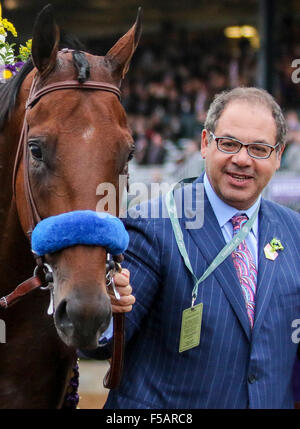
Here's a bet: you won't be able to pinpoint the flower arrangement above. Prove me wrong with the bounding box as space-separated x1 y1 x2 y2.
0 2 32 81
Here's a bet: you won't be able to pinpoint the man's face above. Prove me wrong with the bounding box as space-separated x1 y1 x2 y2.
201 100 284 210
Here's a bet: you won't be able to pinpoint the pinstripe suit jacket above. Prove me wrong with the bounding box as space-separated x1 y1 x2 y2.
104 176 300 409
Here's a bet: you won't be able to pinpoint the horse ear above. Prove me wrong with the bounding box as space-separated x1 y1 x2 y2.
105 7 142 84
31 4 60 77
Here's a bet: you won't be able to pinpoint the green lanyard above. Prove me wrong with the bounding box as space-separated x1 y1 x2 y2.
165 186 259 307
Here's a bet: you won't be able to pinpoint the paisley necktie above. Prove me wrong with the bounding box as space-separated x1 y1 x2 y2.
231 215 257 328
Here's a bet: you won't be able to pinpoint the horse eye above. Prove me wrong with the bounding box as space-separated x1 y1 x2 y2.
128 149 135 161
29 143 43 161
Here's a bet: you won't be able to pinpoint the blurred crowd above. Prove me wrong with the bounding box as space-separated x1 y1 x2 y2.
121 27 256 175
281 109 300 172
95 24 300 183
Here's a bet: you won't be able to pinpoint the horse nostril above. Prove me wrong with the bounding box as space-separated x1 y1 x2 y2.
98 306 112 335
54 292 112 348
55 299 74 335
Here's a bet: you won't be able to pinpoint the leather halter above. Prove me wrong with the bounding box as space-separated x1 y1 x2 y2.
5 73 125 390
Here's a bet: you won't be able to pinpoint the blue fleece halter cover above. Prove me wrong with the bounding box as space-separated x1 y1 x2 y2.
31 210 129 256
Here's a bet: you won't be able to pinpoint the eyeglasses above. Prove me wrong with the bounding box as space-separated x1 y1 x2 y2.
209 131 280 160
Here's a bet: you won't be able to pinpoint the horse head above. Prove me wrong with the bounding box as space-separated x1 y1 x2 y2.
14 5 141 349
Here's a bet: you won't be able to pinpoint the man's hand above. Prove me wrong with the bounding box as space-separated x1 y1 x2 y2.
108 268 135 313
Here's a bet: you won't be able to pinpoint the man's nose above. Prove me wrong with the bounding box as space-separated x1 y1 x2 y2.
231 146 252 166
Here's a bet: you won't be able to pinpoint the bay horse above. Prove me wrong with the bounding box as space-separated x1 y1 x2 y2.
0 5 141 408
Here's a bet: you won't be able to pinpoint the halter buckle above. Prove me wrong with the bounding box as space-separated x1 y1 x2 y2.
106 254 121 300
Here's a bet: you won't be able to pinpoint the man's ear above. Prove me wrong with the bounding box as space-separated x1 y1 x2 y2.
201 129 210 159
275 144 285 170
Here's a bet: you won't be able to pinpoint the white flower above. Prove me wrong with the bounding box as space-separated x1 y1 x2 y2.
0 32 15 65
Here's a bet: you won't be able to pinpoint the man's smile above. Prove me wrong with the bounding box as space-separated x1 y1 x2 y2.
225 170 255 185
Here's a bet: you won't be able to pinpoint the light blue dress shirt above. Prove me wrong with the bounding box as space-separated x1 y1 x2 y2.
203 173 260 267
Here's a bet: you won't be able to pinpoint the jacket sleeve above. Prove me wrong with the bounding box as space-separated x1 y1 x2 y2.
120 202 162 343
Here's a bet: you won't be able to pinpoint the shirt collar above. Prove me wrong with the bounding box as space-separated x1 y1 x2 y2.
203 173 260 238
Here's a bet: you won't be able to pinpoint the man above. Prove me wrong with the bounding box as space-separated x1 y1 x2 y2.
96 87 300 408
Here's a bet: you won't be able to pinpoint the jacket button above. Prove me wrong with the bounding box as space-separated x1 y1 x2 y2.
248 374 257 384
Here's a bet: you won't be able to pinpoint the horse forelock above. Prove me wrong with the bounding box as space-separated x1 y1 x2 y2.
72 51 90 83
56 50 114 85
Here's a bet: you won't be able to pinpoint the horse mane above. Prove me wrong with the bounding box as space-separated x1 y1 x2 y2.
0 31 87 130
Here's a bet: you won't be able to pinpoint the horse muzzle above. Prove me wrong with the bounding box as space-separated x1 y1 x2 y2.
54 288 112 349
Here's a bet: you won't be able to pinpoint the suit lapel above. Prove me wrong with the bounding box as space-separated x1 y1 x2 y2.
252 199 281 334
181 179 252 341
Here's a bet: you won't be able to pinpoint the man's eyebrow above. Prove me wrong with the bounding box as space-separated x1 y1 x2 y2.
217 133 270 145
